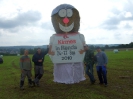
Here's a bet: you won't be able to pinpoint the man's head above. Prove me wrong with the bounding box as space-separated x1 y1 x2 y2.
37 48 41 54
96 46 101 52
24 50 29 56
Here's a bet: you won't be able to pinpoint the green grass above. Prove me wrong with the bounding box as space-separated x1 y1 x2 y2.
0 51 133 99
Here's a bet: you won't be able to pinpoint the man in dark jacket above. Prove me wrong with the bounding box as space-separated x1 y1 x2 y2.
32 47 48 86
84 45 96 84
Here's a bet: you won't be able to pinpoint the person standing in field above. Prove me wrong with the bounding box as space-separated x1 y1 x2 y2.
32 47 48 86
0 57 3 64
84 45 96 84
20 50 33 90
95 47 108 87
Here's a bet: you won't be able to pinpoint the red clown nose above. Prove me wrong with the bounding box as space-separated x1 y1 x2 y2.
63 17 69 24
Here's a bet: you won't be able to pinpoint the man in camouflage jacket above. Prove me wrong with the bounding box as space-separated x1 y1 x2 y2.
84 45 96 84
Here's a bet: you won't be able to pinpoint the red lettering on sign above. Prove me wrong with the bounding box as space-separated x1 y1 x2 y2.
58 40 76 44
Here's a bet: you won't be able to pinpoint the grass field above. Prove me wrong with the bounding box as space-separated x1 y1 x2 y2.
0 50 133 99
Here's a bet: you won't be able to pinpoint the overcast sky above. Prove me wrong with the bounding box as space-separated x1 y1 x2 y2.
0 0 133 46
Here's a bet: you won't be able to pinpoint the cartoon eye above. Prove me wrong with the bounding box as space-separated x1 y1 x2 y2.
67 9 73 17
58 9 66 17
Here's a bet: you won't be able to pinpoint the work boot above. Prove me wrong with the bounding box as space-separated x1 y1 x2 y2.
36 83 40 87
28 79 33 87
20 80 24 90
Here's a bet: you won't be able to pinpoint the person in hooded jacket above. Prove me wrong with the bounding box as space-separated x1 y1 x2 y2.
32 47 48 86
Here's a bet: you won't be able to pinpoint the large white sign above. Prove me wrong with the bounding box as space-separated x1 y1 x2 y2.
50 34 85 63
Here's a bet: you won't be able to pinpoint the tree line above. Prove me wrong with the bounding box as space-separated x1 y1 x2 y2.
0 48 48 56
89 42 133 50
20 48 48 55
0 42 133 55
22 42 133 54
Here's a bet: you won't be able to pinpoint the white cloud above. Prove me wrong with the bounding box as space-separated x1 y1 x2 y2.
0 0 133 46
125 12 132 18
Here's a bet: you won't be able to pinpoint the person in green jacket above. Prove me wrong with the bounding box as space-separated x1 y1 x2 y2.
84 45 96 84
19 50 33 90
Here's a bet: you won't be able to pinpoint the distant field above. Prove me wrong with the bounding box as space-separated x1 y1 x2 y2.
0 50 133 99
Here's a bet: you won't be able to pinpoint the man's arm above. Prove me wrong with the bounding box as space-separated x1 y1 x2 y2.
42 47 49 56
91 50 95 65
32 54 38 62
103 52 108 66
30 58 32 70
48 45 55 55
20 57 23 72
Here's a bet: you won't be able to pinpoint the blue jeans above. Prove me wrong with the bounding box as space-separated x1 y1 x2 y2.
85 64 95 82
96 66 107 85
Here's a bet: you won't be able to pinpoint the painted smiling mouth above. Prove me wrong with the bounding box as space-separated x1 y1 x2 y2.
59 22 74 32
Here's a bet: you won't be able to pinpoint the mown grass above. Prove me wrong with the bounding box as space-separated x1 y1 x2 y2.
0 50 133 99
